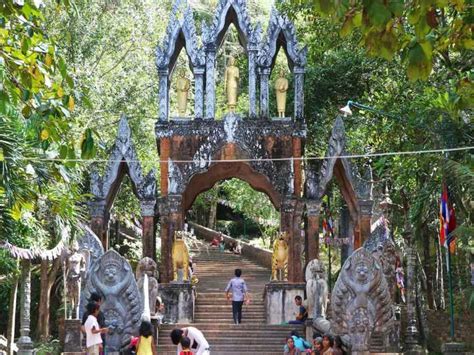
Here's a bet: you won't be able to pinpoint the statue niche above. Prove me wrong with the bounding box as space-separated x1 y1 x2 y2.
172 231 190 282
331 248 393 354
136 257 159 317
274 69 288 118
85 250 142 352
225 56 239 113
176 68 191 116
271 232 289 281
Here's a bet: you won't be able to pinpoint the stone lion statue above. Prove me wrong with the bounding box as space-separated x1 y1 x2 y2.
172 231 190 282
271 232 289 281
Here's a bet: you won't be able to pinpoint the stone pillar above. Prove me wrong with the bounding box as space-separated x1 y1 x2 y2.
193 66 205 119
357 199 373 249
281 197 303 282
159 138 170 195
293 66 305 120
259 67 271 118
265 283 305 324
90 200 107 250
17 260 33 355
63 319 81 353
293 138 303 197
160 195 183 283
158 68 169 122
306 200 321 261
340 204 351 265
248 46 258 119
158 283 194 323
205 47 216 120
292 200 304 282
403 226 426 354
141 200 156 260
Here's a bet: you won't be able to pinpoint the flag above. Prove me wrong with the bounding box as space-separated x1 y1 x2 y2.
447 206 456 253
327 215 334 236
439 183 456 252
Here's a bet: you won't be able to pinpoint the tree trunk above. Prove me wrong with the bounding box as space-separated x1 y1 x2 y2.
208 199 217 230
37 258 61 340
422 225 435 309
436 240 446 309
7 273 18 355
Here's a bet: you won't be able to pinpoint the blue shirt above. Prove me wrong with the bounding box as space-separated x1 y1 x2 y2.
225 277 248 301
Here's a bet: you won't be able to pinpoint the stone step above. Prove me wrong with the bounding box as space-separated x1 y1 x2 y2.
163 239 297 354
156 345 287 353
159 323 302 330
194 313 265 318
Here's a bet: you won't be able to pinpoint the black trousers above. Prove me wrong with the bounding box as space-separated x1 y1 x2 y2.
232 301 244 324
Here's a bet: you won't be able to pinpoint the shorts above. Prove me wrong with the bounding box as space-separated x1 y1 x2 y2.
87 343 101 355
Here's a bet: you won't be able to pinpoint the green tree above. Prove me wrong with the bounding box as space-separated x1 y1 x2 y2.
0 0 86 339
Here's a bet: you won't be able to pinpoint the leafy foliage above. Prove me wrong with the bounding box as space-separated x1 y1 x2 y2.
286 0 473 82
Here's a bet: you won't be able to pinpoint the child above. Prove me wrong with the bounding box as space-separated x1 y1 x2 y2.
395 258 406 303
136 321 157 355
84 302 108 355
179 336 193 355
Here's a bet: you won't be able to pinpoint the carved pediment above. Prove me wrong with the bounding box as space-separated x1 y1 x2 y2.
202 0 258 50
258 7 307 69
307 116 373 203
156 0 204 71
90 116 156 213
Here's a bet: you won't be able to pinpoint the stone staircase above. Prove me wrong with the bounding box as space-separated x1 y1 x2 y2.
157 244 303 354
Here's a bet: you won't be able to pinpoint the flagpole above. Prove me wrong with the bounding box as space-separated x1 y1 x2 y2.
446 241 455 339
328 239 332 291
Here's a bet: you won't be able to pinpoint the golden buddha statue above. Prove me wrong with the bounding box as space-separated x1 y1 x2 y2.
176 68 190 116
275 69 288 118
225 56 239 113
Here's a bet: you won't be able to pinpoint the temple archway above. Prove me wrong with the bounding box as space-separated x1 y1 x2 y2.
182 161 281 213
89 116 157 257
304 116 374 261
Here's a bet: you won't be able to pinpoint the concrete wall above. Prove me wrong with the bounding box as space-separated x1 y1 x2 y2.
264 283 306 324
158 283 194 324
189 222 272 269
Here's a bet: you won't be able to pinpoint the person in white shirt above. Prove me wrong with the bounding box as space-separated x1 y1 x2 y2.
84 302 108 355
170 327 210 355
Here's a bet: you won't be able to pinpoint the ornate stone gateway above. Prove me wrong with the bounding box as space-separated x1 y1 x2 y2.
156 0 308 283
87 0 376 285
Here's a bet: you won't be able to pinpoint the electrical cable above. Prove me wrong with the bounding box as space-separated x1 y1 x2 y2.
1 146 472 164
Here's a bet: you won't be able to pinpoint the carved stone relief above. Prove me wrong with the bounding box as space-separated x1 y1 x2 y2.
365 217 400 302
77 225 104 319
331 248 393 353
83 250 143 352
305 116 374 213
157 119 305 198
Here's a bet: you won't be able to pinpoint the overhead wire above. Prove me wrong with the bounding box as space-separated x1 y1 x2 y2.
1 146 472 164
